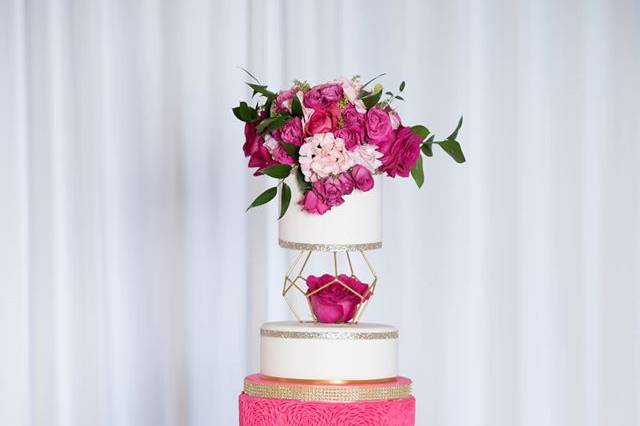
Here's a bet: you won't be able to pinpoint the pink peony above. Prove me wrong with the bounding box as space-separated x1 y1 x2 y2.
350 143 383 172
333 172 355 196
334 125 365 150
304 83 344 109
242 120 274 174
299 189 330 215
378 127 422 177
365 107 393 142
299 133 354 182
275 117 303 146
275 88 295 112
342 104 366 128
306 274 370 323
350 164 375 192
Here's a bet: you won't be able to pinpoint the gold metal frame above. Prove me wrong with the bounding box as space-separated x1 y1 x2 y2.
282 250 378 323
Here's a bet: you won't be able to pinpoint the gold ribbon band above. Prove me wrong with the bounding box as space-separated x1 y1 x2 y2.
259 375 398 385
260 328 398 340
243 379 412 402
279 239 383 252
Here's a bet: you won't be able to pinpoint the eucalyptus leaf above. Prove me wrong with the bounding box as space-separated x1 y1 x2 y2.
438 139 466 163
280 142 300 160
411 154 424 188
399 81 405 92
259 164 292 179
279 183 292 219
291 94 303 117
362 90 383 110
246 186 277 211
395 95 404 101
410 125 430 140
232 101 258 122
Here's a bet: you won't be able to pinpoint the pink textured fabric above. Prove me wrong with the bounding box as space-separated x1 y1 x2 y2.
239 393 416 426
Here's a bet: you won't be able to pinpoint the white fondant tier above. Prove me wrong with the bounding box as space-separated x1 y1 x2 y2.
279 174 382 251
260 321 398 381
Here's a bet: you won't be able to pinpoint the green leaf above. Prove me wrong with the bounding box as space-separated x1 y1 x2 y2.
238 67 261 84
280 141 300 160
410 125 431 140
279 182 292 219
438 139 466 163
296 167 311 191
411 154 424 188
259 164 292 179
385 91 394 96
421 143 433 157
360 73 386 91
399 81 405 92
246 186 277 211
395 95 404 101
232 101 258 122
246 82 275 98
447 115 464 140
264 96 274 118
256 115 289 134
291 94 303 117
362 90 383 110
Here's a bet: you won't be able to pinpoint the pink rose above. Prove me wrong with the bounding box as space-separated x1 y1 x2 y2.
242 120 274 175
365 107 393 142
313 179 344 208
378 127 422 177
303 83 344 109
299 190 329 215
334 125 365 150
275 88 294 113
334 172 355 196
306 274 370 323
350 164 375 192
276 117 303 146
342 104 366 127
263 135 295 165
304 110 334 135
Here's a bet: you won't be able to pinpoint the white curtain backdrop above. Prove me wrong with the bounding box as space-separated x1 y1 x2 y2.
1 0 639 425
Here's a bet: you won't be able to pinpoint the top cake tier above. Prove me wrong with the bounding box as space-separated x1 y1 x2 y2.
279 174 382 251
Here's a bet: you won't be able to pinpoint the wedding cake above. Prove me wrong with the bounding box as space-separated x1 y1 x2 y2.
234 74 465 425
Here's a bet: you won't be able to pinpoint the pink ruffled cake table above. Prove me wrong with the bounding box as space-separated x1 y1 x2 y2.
239 374 415 426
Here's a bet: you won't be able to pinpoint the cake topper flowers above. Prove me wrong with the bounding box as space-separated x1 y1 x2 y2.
233 72 466 218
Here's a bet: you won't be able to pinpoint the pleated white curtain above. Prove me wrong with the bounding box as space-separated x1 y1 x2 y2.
1 0 639 425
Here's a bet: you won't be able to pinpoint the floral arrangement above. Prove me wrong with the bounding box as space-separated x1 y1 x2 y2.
233 72 465 218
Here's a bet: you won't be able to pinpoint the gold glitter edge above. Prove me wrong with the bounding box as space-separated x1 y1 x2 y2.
261 328 398 340
279 239 383 252
243 380 412 402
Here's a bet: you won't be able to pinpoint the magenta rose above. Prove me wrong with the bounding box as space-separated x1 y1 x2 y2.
378 127 422 177
313 179 344 208
275 88 294 112
304 83 344 109
306 274 370 323
342 104 366 127
304 109 334 135
276 116 303 146
299 189 330 215
335 125 365 150
350 164 375 192
242 120 274 175
365 107 393 143
333 172 355 196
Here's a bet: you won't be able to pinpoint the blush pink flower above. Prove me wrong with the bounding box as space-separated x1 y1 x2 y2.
350 164 375 192
365 107 393 142
387 108 402 129
242 120 274 174
339 78 366 113
275 88 295 113
306 274 370 323
263 135 295 165
378 127 422 177
349 144 383 172
299 133 354 182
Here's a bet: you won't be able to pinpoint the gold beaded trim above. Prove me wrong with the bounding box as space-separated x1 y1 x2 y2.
243 379 412 402
261 328 398 340
279 239 382 252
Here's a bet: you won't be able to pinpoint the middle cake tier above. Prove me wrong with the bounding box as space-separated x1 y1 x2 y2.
260 321 398 382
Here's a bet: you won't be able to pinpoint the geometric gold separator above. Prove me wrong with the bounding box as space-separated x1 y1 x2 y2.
282 250 378 324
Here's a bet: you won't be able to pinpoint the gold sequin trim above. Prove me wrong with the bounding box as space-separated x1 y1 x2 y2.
261 328 398 340
279 239 382 252
243 380 412 402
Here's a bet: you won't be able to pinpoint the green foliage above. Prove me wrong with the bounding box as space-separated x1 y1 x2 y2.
246 186 277 211
411 154 425 188
232 101 258 122
362 90 383 110
256 115 289 134
279 183 292 219
291 94 303 117
259 164 292 179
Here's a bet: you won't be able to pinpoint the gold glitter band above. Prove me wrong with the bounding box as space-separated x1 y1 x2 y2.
279 239 383 252
243 379 412 402
261 328 398 340
260 375 398 385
